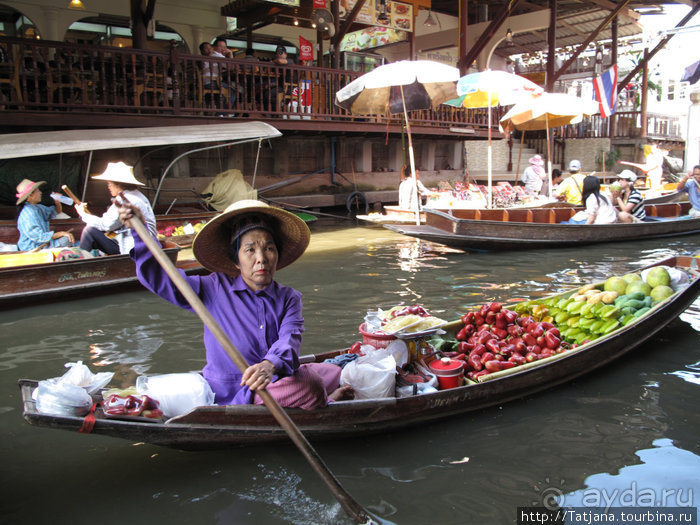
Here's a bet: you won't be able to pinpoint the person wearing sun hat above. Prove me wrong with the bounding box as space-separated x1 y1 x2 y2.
521 154 546 194
611 169 646 223
117 198 353 408
15 179 75 251
75 161 156 255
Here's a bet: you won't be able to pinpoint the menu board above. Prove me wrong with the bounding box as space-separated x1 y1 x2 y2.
340 0 413 32
340 26 408 52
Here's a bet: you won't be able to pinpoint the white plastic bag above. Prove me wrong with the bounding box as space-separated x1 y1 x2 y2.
60 361 114 395
640 266 689 292
136 372 215 418
34 378 93 416
340 349 396 400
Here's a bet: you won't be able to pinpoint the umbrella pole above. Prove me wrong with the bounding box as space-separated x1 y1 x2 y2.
546 115 553 200
400 85 421 225
515 131 525 185
488 91 493 209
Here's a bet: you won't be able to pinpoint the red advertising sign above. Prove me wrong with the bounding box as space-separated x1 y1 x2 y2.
313 0 326 8
299 36 314 61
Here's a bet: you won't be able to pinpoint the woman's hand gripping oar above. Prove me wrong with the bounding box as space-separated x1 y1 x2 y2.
116 196 374 525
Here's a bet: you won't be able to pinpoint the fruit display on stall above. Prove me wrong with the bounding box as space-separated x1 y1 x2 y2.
513 267 681 348
376 305 447 335
157 220 207 240
449 267 686 383
453 301 567 382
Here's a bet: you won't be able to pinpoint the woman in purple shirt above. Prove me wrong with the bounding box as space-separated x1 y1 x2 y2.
119 199 351 408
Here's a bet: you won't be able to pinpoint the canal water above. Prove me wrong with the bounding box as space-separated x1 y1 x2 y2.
1 222 699 525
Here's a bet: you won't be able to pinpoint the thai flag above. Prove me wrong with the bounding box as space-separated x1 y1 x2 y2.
593 65 618 118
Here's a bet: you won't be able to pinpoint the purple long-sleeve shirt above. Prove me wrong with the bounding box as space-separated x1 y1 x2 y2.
131 230 303 405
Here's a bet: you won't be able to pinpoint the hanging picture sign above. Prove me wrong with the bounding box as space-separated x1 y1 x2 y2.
340 0 413 32
339 26 407 52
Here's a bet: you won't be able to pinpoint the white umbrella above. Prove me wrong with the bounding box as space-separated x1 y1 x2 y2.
336 60 459 223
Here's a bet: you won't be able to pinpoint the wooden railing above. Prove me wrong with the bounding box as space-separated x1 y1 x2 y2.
0 36 496 130
0 36 682 142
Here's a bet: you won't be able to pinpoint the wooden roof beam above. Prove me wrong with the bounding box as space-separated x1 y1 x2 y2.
460 0 522 71
584 0 640 21
549 0 631 84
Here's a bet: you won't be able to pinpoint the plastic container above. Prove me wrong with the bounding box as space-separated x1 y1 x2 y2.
358 322 397 349
429 357 465 390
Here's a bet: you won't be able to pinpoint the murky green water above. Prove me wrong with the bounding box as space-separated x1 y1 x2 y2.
1 222 699 524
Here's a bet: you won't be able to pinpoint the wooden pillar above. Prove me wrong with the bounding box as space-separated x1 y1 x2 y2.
458 0 468 74
331 0 339 68
546 0 557 92
317 29 324 68
641 48 648 139
609 17 618 138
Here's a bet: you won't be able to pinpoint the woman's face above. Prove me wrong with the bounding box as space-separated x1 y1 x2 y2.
26 188 42 205
107 181 123 197
235 229 278 291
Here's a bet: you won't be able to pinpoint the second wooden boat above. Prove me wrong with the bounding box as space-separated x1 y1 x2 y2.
384 202 700 251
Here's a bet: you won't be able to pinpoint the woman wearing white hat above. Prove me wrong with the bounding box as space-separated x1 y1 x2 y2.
117 198 352 408
15 179 75 251
75 162 156 255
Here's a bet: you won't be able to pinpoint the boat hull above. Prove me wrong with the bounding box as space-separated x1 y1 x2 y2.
0 241 188 307
19 256 700 449
385 204 700 250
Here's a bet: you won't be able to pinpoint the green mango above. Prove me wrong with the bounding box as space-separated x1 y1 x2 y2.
633 307 651 318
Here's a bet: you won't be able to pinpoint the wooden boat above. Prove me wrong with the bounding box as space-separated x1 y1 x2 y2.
0 240 205 308
18 255 700 449
384 202 700 251
0 211 217 249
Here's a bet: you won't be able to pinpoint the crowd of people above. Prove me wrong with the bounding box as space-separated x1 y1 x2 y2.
197 39 304 114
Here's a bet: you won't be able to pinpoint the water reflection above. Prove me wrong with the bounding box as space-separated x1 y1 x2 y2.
1 223 699 525
558 438 699 511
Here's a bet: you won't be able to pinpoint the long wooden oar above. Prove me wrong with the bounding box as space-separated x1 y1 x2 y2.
123 213 373 525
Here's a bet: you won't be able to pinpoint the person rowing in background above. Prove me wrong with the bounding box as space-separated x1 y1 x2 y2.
75 162 156 255
610 170 646 223
117 198 353 408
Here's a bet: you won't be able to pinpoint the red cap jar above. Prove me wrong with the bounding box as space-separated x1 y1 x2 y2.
429 357 465 390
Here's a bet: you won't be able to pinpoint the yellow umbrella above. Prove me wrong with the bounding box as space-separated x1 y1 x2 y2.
499 93 597 198
444 71 543 207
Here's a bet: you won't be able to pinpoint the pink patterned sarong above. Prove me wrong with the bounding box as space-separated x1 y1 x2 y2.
253 363 341 410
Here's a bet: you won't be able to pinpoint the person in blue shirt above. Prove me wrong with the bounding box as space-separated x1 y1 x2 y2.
15 179 74 251
676 165 700 218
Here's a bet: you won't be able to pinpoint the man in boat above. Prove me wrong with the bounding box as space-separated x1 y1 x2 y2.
75 162 157 255
521 155 546 194
15 179 75 251
117 198 353 408
554 160 586 205
675 165 700 218
399 166 431 210
611 170 646 223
